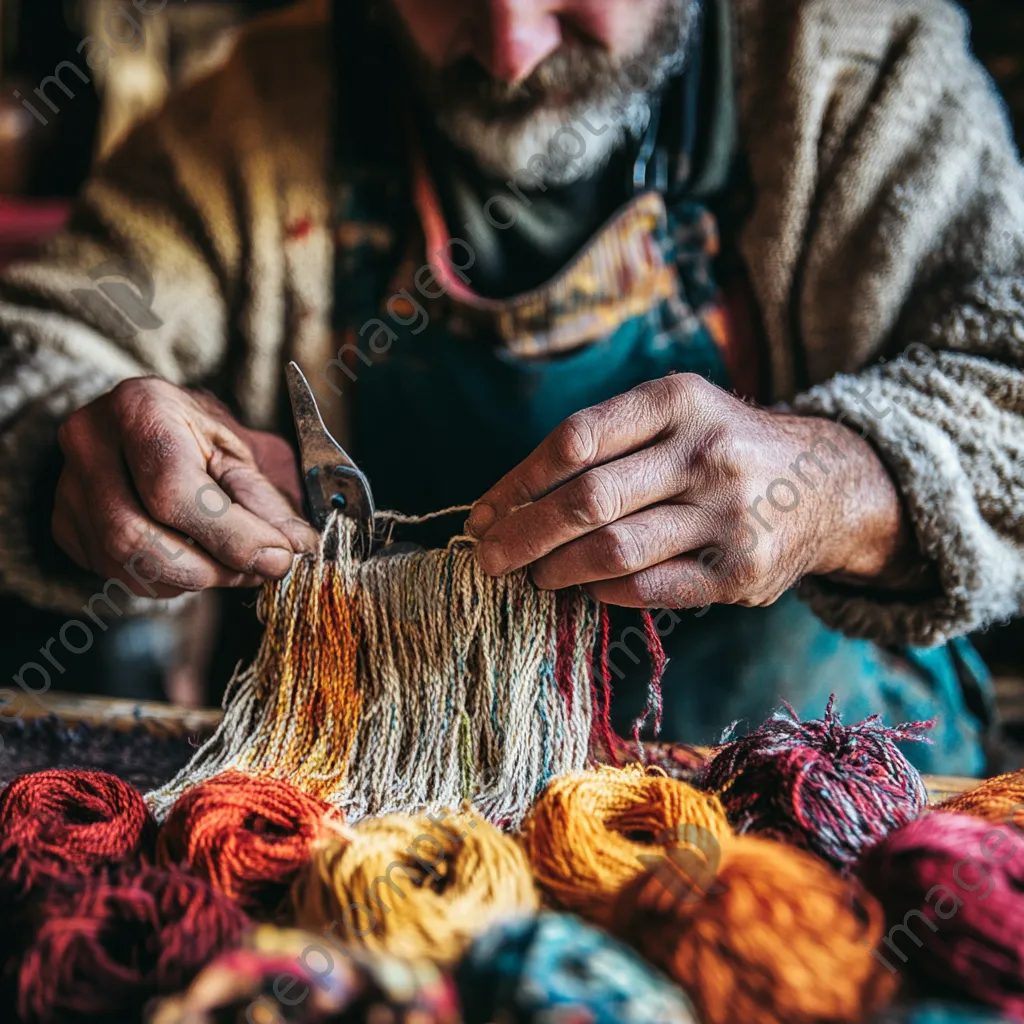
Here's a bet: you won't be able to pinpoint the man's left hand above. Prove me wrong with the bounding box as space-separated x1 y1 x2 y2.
467 374 919 608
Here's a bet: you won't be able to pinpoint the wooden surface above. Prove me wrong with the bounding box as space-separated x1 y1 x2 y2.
2 690 978 803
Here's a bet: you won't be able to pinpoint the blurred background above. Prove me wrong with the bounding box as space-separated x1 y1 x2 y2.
0 0 1021 722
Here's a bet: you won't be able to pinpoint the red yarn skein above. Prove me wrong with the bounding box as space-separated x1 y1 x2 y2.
156 770 343 915
859 812 1024 1017
699 697 930 870
17 864 248 1024
0 770 155 896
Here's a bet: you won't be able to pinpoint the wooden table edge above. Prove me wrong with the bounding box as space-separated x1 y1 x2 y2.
1 691 978 802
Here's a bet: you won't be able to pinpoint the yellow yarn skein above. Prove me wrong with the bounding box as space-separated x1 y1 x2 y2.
519 765 732 925
291 807 538 965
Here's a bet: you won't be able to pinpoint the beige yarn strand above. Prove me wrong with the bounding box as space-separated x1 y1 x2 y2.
147 512 599 826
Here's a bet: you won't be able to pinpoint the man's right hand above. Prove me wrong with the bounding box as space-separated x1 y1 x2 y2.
52 377 319 598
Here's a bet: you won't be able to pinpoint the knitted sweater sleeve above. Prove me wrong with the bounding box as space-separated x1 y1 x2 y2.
0 70 249 612
782 1 1024 646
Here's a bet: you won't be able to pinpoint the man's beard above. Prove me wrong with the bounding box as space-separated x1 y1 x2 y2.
380 0 700 186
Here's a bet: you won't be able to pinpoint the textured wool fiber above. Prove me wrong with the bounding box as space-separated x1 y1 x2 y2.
0 770 155 898
292 807 538 965
938 770 1024 830
519 765 732 927
16 865 248 1024
156 769 347 916
698 697 930 870
149 924 461 1024
613 834 897 1024
859 813 1024 1018
148 515 607 828
457 912 698 1024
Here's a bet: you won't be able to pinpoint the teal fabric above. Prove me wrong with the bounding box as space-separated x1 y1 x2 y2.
349 199 728 523
336 188 991 777
606 596 987 777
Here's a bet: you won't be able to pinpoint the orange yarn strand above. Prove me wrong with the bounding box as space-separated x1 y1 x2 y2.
519 766 731 926
156 770 346 917
937 770 1024 829
613 834 897 1024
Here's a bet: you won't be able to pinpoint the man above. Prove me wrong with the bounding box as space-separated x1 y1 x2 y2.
0 0 1021 773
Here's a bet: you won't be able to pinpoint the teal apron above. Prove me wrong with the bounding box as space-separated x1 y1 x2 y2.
327 19 992 778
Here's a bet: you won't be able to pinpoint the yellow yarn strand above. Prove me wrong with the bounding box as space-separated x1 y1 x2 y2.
291 807 538 965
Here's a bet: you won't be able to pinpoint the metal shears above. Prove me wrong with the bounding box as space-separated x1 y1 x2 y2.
285 361 375 539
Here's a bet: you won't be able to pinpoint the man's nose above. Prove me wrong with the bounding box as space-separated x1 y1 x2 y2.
475 0 563 84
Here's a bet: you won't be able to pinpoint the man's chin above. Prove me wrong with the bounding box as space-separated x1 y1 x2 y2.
435 92 652 187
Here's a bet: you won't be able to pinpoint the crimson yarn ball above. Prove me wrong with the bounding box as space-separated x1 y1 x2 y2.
0 770 155 897
16 865 249 1024
698 697 930 869
859 812 1024 1017
156 769 343 916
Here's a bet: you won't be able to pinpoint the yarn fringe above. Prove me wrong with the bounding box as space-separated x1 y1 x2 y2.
147 514 613 827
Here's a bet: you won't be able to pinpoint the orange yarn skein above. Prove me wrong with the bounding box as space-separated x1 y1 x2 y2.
612 834 897 1024
519 766 731 926
156 770 346 916
937 770 1024 829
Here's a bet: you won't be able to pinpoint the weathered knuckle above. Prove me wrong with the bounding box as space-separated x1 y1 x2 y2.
101 527 137 566
138 428 181 468
680 372 720 408
731 554 763 591
626 571 665 608
598 523 645 576
572 470 620 527
217 534 264 574
552 412 598 471
143 479 184 524
162 564 214 593
56 408 92 456
654 372 707 415
632 376 677 422
697 435 745 499
108 377 152 417
717 491 748 527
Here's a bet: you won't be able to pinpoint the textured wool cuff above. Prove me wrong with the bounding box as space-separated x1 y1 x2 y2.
791 354 1024 647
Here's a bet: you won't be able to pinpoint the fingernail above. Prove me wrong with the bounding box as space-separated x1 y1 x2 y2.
253 546 294 578
477 538 509 576
467 502 496 538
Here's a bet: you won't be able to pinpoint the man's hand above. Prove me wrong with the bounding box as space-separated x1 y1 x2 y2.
53 377 319 598
467 374 923 609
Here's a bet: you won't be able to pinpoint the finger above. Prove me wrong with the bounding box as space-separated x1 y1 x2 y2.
69 429 267 593
586 555 728 610
530 504 720 590
120 420 298 578
468 376 691 536
51 474 90 570
192 393 308 516
214 459 319 554
240 428 307 514
476 440 694 575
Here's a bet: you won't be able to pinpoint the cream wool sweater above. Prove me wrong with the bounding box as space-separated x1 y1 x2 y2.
0 0 1022 646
